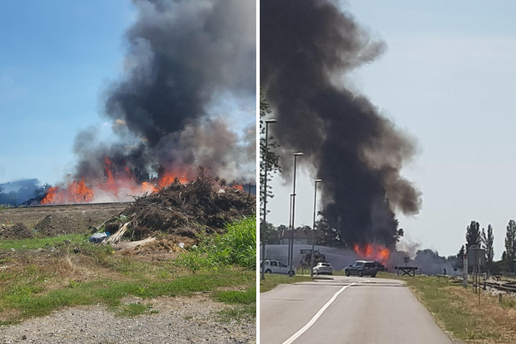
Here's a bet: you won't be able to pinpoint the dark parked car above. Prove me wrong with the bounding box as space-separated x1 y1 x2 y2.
373 261 387 271
344 260 378 277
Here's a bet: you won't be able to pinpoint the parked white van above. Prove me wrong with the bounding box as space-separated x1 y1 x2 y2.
260 259 295 275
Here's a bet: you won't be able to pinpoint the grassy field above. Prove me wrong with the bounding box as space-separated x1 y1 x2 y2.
0 234 85 251
0 217 256 325
380 273 516 343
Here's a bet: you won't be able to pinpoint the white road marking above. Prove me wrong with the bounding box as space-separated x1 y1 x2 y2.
281 282 356 344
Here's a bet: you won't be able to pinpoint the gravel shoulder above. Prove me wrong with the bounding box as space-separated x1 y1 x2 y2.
0 295 255 344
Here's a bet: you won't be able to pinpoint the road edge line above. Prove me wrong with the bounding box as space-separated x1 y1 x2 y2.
281 282 356 344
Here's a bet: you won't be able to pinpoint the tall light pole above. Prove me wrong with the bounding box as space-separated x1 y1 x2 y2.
310 179 322 277
289 152 303 277
287 193 294 269
261 119 277 280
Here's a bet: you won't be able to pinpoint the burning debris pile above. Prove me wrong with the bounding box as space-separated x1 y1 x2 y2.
101 168 255 242
353 243 390 265
38 0 256 206
261 0 421 248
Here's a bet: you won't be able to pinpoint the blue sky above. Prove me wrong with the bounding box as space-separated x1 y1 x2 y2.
268 0 516 258
0 0 256 187
0 0 135 185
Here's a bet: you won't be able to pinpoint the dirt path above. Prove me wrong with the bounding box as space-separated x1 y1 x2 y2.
0 204 127 233
0 296 254 344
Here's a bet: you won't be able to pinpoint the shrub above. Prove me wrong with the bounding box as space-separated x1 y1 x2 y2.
177 216 256 272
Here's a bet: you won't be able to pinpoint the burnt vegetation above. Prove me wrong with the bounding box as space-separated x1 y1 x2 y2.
104 168 255 241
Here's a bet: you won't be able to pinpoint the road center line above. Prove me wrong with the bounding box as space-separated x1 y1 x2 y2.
281 282 356 344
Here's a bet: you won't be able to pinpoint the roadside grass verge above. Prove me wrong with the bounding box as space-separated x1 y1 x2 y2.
0 217 256 325
116 303 158 317
260 275 311 293
382 273 516 343
215 287 256 323
0 234 86 251
0 265 254 324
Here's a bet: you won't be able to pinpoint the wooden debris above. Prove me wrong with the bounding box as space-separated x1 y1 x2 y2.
104 222 129 245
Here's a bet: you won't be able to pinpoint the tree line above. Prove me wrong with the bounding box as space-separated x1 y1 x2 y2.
459 220 516 274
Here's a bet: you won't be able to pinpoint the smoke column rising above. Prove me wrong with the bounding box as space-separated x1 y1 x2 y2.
261 0 421 247
66 0 256 201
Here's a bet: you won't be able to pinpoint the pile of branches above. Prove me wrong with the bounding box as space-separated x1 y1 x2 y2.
104 168 255 240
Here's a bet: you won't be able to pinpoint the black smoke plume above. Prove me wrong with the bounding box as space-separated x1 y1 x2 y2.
261 0 421 247
72 0 256 188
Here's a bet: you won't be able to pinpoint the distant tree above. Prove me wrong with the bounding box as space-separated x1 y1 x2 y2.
260 91 281 215
395 227 404 242
504 220 516 272
263 222 280 245
457 245 465 269
466 221 481 250
260 91 281 248
315 217 341 246
481 225 495 272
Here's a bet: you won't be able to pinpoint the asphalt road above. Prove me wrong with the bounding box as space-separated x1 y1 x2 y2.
260 276 454 344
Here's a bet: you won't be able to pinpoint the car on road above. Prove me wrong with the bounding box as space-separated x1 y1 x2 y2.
344 260 378 277
373 261 387 271
312 262 333 275
261 259 295 275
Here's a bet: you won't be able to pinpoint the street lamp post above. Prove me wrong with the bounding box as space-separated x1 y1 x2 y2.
261 119 277 281
287 193 294 269
289 152 303 277
310 179 322 277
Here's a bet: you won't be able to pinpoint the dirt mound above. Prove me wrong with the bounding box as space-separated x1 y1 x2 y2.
0 223 34 240
113 168 255 240
35 214 84 237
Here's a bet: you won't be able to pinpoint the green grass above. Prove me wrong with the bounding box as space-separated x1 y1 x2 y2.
381 273 516 343
217 304 255 323
0 234 87 251
116 303 156 317
0 217 256 325
260 274 311 293
215 287 256 305
0 268 254 324
177 216 256 272
214 286 256 323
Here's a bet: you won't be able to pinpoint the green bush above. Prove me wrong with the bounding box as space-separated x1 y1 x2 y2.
177 216 256 271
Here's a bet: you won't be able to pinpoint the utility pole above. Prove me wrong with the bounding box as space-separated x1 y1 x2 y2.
310 179 322 278
288 152 303 277
261 119 277 280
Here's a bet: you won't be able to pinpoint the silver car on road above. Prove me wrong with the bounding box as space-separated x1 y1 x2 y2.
313 262 333 275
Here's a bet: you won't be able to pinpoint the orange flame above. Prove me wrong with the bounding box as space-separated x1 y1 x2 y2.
39 157 204 205
158 172 188 188
41 186 60 205
232 184 244 191
353 243 390 264
102 156 117 193
141 181 158 193
68 178 94 203
40 178 94 205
